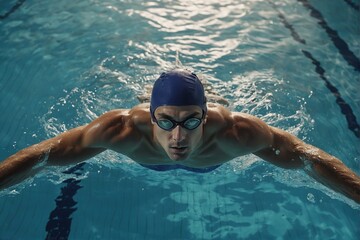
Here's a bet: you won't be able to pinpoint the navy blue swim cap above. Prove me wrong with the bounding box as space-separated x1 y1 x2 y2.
150 69 207 120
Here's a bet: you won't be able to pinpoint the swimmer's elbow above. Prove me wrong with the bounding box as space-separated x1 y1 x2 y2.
254 147 304 170
254 127 304 169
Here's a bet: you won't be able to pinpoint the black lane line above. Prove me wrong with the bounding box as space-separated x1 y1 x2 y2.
343 0 360 11
268 1 360 138
297 0 360 73
45 162 86 240
302 50 360 138
0 0 26 20
267 0 306 45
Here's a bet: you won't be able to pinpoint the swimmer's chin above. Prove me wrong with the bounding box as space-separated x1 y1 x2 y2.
167 152 190 162
168 155 186 162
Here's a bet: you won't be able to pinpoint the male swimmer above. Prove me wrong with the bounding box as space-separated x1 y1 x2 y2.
0 69 359 203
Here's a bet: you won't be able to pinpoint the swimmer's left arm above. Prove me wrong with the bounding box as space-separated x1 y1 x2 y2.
254 126 360 204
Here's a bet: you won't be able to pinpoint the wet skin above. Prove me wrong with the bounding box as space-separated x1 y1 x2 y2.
0 103 360 203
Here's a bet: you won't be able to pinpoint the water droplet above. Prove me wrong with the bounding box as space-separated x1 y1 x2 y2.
307 193 316 203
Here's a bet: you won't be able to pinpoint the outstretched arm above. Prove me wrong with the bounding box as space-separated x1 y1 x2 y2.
0 108 142 190
254 126 360 204
0 125 105 190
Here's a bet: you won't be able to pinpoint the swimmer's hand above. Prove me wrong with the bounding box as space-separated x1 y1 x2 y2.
255 127 360 204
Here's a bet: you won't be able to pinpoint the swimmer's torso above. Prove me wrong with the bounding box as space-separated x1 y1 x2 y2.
83 103 270 169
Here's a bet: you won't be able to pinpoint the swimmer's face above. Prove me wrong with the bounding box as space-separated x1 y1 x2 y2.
153 105 205 161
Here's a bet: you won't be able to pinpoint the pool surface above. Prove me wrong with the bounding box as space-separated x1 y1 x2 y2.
0 0 359 239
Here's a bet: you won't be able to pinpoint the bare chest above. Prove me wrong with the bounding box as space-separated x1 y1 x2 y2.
113 138 240 168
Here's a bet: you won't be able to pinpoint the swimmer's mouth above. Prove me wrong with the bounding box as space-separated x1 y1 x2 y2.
170 146 188 150
169 146 189 160
169 146 188 152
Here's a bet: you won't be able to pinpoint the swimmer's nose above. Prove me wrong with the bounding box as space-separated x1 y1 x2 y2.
171 125 184 142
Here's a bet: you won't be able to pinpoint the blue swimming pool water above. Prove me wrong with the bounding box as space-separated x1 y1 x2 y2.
0 0 359 239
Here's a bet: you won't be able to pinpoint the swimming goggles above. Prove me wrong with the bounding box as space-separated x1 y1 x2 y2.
155 117 202 131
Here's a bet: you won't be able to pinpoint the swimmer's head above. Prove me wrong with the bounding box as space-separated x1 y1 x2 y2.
150 69 207 121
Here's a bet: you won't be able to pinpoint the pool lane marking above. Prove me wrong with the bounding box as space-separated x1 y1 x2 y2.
302 50 360 138
0 0 26 20
268 0 360 139
343 0 360 11
297 0 360 73
267 1 306 45
45 162 85 239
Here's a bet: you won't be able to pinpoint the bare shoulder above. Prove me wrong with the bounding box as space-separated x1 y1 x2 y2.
231 111 273 147
206 103 269 131
81 104 151 147
206 103 232 123
206 104 273 150
88 104 150 128
128 103 153 131
128 103 151 122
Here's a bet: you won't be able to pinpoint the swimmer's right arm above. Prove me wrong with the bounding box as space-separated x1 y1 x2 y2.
0 126 105 190
0 110 126 190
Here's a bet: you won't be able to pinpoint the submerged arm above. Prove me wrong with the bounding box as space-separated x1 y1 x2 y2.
254 126 360 204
